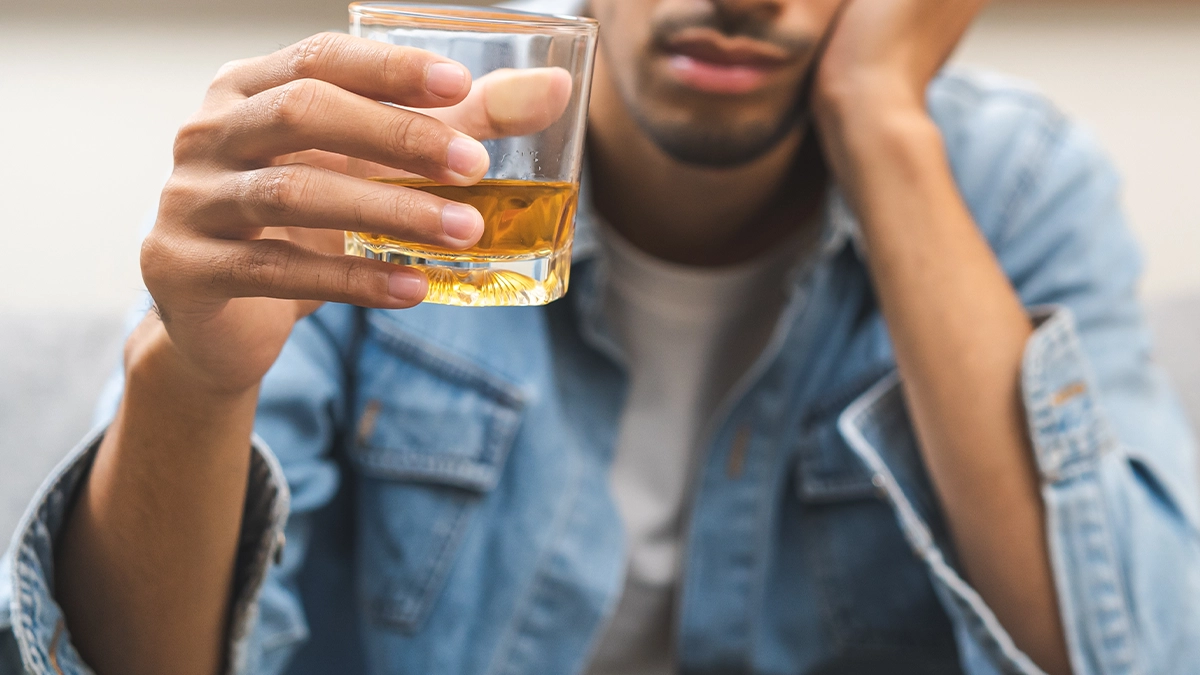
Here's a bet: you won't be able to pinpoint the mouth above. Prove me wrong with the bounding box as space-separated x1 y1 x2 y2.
660 28 794 95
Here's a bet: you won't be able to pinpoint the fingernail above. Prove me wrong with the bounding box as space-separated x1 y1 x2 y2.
442 203 484 242
446 137 489 178
388 271 427 301
426 62 468 98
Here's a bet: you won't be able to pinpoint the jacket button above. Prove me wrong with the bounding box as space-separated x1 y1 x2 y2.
871 473 888 498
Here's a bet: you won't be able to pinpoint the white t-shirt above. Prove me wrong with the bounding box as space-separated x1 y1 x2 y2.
584 224 810 675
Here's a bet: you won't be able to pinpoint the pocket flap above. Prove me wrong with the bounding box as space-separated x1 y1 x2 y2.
794 419 882 504
353 317 527 493
354 397 521 492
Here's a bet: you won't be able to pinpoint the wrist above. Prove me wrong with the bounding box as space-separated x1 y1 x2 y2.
814 77 935 146
124 315 260 411
812 96 956 244
813 89 944 189
813 67 925 126
812 63 936 163
830 105 941 159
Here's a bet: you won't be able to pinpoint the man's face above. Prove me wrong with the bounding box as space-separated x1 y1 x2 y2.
588 0 841 167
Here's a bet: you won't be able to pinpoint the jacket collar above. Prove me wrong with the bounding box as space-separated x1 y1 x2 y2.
566 155 864 373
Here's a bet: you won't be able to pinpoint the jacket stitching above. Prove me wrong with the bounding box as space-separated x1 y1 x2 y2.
1068 485 1137 673
367 313 527 408
351 389 523 491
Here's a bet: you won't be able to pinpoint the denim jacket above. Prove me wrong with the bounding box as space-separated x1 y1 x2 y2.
4 65 1200 675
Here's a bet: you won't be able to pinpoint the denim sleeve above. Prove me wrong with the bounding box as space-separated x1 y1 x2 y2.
0 303 357 675
997 120 1200 674
847 108 1200 673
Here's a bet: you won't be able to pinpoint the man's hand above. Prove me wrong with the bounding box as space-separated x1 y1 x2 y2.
141 32 571 397
813 0 988 116
811 0 988 190
807 4 1074 675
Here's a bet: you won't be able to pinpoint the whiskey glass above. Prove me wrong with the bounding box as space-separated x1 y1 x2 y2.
345 3 599 307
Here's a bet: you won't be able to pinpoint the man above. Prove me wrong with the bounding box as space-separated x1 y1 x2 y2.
2 0 1197 673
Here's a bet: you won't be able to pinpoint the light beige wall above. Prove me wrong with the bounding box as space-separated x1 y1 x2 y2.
1 2 1196 312
957 2 1200 301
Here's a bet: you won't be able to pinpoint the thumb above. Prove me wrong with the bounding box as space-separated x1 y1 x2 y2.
426 67 575 141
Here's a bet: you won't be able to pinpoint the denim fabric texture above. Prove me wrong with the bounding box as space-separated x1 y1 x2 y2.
3 61 1199 675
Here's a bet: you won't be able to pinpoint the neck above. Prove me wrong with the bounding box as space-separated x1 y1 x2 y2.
586 54 824 267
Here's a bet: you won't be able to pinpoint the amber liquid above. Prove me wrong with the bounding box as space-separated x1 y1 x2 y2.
346 178 579 307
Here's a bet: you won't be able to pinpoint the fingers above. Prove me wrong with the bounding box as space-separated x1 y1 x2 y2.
143 234 429 309
201 163 484 248
185 40 574 191
428 67 574 140
215 78 490 185
213 32 472 108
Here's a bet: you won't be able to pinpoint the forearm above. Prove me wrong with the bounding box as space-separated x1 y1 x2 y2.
819 101 1071 674
56 315 260 675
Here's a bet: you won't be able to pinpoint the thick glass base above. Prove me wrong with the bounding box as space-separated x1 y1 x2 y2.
346 233 571 307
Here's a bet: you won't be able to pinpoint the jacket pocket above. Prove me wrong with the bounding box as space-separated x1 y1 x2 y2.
350 325 525 633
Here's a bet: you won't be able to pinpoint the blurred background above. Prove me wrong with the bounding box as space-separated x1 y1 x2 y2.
1 0 1198 539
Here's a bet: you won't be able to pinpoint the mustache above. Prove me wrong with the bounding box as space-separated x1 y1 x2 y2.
649 8 815 57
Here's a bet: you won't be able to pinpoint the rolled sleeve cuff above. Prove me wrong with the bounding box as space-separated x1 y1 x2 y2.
1022 305 1117 484
1022 306 1144 675
3 426 289 675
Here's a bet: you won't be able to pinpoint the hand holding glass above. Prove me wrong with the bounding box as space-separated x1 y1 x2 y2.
345 3 599 307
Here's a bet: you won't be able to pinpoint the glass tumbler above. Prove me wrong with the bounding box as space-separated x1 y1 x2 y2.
344 3 599 307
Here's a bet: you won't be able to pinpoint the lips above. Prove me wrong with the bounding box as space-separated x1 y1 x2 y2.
660 28 792 95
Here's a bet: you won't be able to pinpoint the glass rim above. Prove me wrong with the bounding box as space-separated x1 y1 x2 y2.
349 3 599 34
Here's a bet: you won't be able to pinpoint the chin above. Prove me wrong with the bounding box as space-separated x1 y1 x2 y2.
632 105 804 167
618 73 805 166
650 126 788 166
